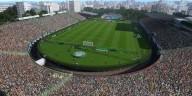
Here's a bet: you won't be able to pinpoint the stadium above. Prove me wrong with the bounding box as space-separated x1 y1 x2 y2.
29 13 159 74
0 12 191 96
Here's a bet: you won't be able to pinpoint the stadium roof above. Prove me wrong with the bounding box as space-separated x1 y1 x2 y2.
185 17 192 22
80 11 98 16
146 13 175 21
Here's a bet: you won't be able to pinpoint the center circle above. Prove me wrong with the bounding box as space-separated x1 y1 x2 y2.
73 51 86 58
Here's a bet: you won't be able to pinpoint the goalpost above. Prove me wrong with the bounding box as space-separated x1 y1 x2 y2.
83 41 94 47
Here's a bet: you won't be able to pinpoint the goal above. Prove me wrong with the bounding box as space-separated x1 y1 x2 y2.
83 41 94 47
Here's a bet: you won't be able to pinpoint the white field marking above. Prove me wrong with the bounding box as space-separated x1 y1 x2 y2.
0 50 28 56
39 73 73 96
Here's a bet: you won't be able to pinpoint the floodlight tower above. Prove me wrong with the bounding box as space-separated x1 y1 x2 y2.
67 0 71 26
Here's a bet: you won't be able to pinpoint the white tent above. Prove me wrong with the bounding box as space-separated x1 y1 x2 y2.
35 58 46 66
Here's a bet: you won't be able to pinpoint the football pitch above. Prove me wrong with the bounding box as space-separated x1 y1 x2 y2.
38 19 152 71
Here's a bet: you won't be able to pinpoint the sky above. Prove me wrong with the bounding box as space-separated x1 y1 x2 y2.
0 0 190 3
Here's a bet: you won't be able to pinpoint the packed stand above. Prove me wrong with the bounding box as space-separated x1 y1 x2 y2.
0 13 85 52
0 13 192 96
0 13 85 96
51 17 192 95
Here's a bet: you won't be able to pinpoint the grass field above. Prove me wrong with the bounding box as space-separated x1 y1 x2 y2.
38 19 152 71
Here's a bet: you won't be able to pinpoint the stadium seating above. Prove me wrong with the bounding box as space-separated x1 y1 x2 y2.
0 13 191 96
0 13 85 95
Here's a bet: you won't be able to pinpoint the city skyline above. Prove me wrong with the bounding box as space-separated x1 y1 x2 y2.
0 0 191 3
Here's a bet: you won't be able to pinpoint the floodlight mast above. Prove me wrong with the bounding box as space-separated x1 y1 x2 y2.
67 0 71 26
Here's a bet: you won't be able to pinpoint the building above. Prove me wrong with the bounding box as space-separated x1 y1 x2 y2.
59 2 68 11
0 3 13 12
187 4 192 16
188 8 192 16
16 2 32 17
176 0 188 14
151 0 171 14
126 0 135 9
141 3 153 12
69 0 81 12
101 13 122 20
40 2 60 13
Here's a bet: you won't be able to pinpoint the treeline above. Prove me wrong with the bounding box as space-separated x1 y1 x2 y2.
0 5 48 25
0 5 17 24
83 7 147 21
23 9 48 17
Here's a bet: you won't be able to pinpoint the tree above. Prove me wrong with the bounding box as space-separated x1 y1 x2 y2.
23 9 37 16
3 5 17 21
39 10 48 16
0 5 17 23
83 7 94 12
83 7 146 21
29 9 37 16
23 10 31 16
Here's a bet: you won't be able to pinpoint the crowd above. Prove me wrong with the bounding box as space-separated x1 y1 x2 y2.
0 13 191 96
50 48 192 96
51 17 192 96
0 55 64 95
141 18 192 50
0 13 85 52
0 13 85 96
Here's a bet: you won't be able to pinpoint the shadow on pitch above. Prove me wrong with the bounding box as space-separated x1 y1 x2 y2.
115 23 135 32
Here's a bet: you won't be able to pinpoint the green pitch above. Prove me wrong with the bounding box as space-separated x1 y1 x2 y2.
38 19 152 71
